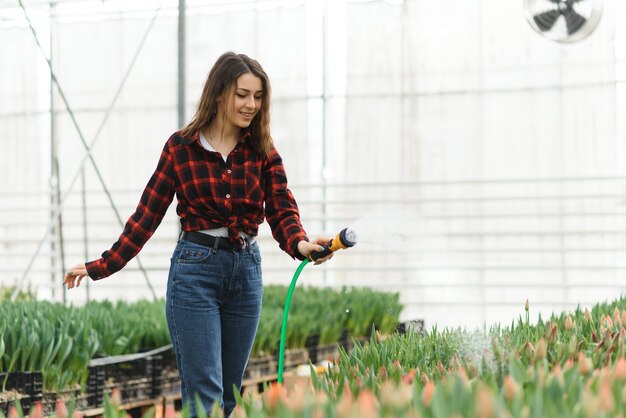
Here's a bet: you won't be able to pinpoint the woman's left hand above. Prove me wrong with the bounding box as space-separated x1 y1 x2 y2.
297 237 334 265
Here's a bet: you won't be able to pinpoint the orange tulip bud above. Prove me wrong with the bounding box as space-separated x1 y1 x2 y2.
503 375 519 401
600 382 615 413
578 352 592 375
422 381 435 407
615 358 626 380
475 386 496 418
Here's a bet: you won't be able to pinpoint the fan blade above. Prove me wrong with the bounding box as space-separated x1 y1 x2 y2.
533 10 561 31
563 8 587 35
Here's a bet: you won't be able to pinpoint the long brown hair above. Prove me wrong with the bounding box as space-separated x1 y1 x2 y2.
179 52 273 156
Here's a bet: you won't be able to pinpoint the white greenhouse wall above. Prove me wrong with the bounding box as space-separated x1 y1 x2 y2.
1 0 626 330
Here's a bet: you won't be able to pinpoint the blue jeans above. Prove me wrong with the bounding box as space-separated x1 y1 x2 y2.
166 238 263 417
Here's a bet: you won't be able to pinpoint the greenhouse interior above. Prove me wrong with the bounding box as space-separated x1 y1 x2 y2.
2 0 626 416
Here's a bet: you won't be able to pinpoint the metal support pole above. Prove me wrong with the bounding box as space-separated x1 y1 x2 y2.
81 167 90 301
178 0 186 129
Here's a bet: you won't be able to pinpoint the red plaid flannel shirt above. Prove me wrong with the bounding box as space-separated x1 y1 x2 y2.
86 130 309 280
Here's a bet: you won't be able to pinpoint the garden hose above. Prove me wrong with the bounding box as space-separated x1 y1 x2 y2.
277 228 357 384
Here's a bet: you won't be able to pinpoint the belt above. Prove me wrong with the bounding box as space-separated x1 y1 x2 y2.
179 231 243 250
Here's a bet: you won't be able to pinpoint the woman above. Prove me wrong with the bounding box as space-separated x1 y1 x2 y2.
64 51 333 417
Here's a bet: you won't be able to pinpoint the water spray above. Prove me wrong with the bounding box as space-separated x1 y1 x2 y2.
277 228 358 384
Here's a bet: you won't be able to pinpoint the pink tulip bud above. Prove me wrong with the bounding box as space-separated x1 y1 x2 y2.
110 387 122 405
30 402 44 418
613 307 621 324
7 406 18 418
164 403 177 418
621 311 626 328
55 400 69 418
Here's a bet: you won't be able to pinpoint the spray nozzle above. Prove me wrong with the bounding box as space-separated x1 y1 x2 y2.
309 227 357 261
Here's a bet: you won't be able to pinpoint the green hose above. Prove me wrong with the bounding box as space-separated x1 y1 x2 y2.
277 258 310 384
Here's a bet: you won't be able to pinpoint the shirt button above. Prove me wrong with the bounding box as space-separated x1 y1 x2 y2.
226 194 231 198
227 169 232 174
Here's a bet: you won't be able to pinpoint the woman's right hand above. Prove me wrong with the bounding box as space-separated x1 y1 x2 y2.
63 263 88 289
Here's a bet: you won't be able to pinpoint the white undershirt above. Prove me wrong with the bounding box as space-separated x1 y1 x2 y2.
200 131 228 162
197 131 256 245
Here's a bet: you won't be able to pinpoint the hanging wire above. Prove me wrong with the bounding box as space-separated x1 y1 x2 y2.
13 0 166 301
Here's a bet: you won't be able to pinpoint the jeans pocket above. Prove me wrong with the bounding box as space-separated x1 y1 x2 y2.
177 241 213 264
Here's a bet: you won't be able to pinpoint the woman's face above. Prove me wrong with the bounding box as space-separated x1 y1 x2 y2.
220 72 263 129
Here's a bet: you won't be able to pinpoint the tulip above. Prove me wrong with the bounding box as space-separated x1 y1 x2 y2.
615 358 626 380
503 375 519 401
336 385 354 418
525 299 529 312
578 352 592 375
379 365 388 380
231 405 247 418
284 385 307 414
548 324 558 345
110 387 122 405
475 386 496 418
30 402 44 418
621 311 626 328
522 341 535 358
549 364 565 387
164 403 177 418
380 381 412 408
436 360 445 376
401 369 416 385
265 382 286 411
357 389 378 418
600 382 615 413
613 307 621 324
457 367 469 384
7 406 18 418
565 315 574 330
422 381 435 407
534 338 547 361
584 308 593 323
55 400 69 418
